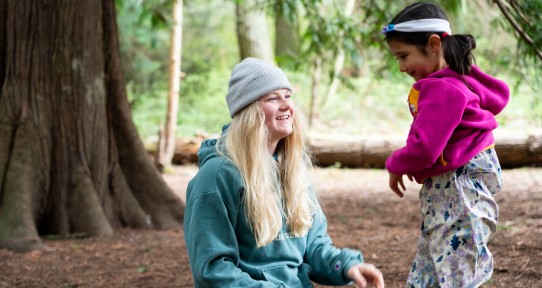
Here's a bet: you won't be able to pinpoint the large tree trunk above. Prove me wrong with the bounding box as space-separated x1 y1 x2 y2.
235 0 275 63
0 0 184 253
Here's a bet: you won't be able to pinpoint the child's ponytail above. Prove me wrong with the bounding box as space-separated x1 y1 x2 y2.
443 34 476 75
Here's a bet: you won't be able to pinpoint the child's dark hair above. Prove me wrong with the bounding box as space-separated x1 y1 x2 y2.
384 2 476 75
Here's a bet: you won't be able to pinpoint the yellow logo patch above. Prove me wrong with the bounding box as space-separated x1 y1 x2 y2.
408 87 420 116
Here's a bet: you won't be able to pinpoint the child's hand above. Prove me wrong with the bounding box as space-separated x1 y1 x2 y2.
388 172 404 197
388 172 412 197
346 263 385 288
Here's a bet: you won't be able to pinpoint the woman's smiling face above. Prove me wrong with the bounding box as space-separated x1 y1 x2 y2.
258 89 294 146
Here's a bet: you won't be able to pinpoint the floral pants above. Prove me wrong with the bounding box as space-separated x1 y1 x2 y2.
407 148 502 288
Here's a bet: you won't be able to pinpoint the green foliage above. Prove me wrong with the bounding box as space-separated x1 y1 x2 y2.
275 0 365 71
489 0 542 94
126 82 167 139
177 70 231 136
500 0 542 61
182 0 239 73
118 0 239 138
274 0 300 24
117 0 171 94
117 0 541 140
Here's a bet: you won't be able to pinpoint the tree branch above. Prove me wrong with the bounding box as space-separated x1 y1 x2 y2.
493 0 542 62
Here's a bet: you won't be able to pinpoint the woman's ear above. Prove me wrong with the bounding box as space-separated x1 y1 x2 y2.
427 34 442 53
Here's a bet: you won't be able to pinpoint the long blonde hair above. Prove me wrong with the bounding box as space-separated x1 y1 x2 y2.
218 102 319 247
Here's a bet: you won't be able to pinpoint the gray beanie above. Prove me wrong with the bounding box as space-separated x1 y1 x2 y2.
226 57 292 118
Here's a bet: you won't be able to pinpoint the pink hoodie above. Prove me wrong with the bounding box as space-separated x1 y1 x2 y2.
385 66 510 183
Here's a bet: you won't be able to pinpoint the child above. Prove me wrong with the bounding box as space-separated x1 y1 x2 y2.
381 2 510 288
183 58 385 288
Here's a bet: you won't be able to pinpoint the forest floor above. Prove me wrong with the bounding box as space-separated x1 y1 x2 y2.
1 165 541 288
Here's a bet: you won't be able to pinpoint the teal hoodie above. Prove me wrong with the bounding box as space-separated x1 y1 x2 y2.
183 135 363 287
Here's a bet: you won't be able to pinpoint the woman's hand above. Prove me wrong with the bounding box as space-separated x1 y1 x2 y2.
346 263 385 288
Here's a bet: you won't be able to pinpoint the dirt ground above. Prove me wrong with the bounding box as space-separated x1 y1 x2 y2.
1 166 541 288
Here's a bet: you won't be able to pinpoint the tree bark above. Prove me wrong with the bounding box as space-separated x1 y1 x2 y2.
169 132 542 169
0 0 184 252
157 0 183 171
235 0 275 63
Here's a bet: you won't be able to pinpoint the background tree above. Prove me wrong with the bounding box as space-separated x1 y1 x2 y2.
293 0 365 129
275 0 301 64
235 0 275 63
0 0 184 252
322 0 356 108
120 0 540 141
493 0 542 62
492 0 541 106
157 0 184 171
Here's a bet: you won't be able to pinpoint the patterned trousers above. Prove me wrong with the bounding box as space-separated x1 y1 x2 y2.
407 148 502 288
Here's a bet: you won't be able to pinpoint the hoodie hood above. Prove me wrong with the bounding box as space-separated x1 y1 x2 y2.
464 66 509 115
418 66 509 115
196 124 230 168
197 138 219 168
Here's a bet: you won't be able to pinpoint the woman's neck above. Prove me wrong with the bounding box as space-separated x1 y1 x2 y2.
267 141 278 155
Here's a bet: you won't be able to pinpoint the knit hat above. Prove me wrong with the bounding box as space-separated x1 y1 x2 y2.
226 57 292 118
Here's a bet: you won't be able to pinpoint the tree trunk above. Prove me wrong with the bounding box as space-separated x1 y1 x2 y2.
308 57 322 130
0 0 184 253
235 0 275 63
157 0 183 171
322 0 356 108
275 0 300 61
168 132 542 169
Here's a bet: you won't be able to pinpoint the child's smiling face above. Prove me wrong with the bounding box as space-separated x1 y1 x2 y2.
388 36 445 81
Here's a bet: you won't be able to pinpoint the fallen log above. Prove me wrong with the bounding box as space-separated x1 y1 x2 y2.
308 131 542 168
163 131 542 169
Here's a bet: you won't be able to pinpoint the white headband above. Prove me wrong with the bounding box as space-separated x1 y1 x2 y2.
382 19 452 35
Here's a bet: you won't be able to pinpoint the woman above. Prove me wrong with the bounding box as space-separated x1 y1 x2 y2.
184 57 384 288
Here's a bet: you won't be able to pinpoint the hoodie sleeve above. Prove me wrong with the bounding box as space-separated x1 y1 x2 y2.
386 81 468 175
304 208 363 285
184 160 281 288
